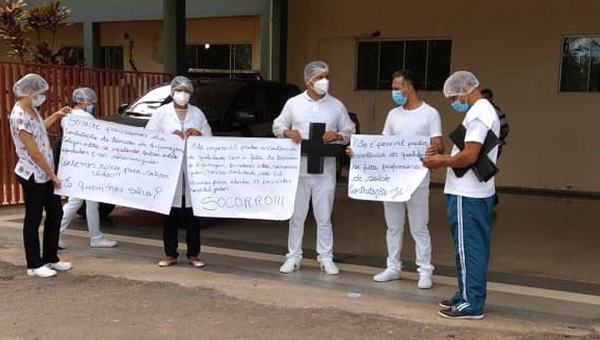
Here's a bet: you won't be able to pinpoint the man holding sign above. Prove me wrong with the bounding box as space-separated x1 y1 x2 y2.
273 61 355 275
349 70 444 288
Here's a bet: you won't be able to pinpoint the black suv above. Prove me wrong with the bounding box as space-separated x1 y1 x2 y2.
103 78 302 138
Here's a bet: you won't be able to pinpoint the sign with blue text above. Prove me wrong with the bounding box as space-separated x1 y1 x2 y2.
187 137 301 220
348 135 429 202
55 117 185 214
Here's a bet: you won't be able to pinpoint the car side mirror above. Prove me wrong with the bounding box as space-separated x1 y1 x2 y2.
118 103 129 114
233 111 256 126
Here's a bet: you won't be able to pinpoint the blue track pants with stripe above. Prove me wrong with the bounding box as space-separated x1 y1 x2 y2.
446 194 495 316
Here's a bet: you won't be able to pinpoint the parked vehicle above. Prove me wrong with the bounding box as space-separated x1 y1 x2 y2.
103 79 301 138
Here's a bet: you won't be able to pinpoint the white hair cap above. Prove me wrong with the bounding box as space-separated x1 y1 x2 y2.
13 73 49 98
443 71 480 97
170 76 194 92
72 87 97 104
303 61 329 83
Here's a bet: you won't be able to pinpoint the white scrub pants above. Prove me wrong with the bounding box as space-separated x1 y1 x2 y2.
60 198 103 240
382 186 434 274
287 175 336 262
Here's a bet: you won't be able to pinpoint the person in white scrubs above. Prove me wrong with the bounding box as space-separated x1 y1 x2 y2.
59 88 118 249
273 61 355 275
370 70 444 289
146 76 212 268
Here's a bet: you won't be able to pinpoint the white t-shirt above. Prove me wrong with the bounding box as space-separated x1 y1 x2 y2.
382 102 442 188
444 99 500 198
273 91 355 178
9 104 54 183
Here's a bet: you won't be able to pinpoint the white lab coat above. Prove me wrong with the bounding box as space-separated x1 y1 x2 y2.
272 91 355 261
146 102 212 208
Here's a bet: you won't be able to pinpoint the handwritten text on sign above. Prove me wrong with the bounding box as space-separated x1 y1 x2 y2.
187 137 300 220
348 135 429 202
55 117 184 214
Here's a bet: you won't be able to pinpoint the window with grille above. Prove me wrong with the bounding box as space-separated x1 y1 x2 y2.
356 39 452 91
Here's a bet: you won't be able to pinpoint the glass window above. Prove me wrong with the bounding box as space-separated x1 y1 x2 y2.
187 44 253 72
560 37 600 92
100 46 124 70
356 41 379 90
356 39 452 91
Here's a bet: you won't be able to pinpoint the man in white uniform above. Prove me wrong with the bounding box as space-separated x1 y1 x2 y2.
273 61 355 275
423 71 500 320
59 88 117 248
373 70 444 289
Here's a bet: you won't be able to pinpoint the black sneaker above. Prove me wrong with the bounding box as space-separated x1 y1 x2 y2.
438 299 455 309
438 306 484 320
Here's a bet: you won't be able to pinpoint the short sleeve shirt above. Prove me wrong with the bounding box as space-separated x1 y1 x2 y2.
444 99 501 198
9 104 54 183
381 102 442 188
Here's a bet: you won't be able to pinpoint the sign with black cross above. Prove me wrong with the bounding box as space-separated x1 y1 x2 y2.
301 122 346 174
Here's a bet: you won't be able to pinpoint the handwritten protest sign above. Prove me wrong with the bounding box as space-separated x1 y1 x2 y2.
55 117 184 214
348 135 429 202
187 137 300 220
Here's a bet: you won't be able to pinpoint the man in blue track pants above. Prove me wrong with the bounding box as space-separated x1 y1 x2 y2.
422 71 500 320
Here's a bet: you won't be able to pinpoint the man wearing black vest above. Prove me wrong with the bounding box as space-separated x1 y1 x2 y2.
422 71 500 320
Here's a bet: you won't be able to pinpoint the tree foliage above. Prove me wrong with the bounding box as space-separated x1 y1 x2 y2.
0 0 73 64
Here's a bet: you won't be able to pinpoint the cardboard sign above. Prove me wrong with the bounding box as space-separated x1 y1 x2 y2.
348 135 429 202
55 117 184 214
187 137 301 220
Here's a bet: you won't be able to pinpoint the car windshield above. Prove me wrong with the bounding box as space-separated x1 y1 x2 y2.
125 85 171 116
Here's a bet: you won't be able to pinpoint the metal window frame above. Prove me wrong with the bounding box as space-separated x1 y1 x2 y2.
355 37 451 92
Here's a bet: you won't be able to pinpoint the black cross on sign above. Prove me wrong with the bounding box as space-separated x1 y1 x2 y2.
301 122 346 174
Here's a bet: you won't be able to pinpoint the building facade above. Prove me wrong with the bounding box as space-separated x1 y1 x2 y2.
2 0 599 193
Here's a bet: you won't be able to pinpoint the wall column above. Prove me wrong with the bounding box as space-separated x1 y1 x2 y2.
163 0 187 76
83 21 101 68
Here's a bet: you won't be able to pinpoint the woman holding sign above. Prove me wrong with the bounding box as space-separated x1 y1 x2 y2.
146 76 212 268
58 88 118 249
9 74 72 278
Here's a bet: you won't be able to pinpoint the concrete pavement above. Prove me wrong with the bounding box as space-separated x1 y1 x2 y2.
1 187 600 338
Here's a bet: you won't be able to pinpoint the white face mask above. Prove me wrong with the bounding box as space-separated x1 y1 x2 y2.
172 91 191 106
31 93 46 107
313 78 329 95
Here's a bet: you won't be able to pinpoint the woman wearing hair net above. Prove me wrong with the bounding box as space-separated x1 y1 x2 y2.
422 71 500 320
9 73 72 278
146 76 212 268
58 88 118 249
273 61 355 275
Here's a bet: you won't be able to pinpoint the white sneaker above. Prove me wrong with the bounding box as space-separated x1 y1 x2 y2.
319 260 340 275
90 238 118 248
26 265 57 278
279 258 301 274
48 261 72 271
58 239 66 249
417 273 433 289
373 269 401 282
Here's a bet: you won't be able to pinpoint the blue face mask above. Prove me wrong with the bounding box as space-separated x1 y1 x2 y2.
451 99 469 113
392 90 407 106
85 104 95 114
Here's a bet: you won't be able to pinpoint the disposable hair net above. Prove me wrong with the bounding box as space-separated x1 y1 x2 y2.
443 71 480 98
72 87 97 104
303 61 329 83
13 73 49 98
170 76 194 92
